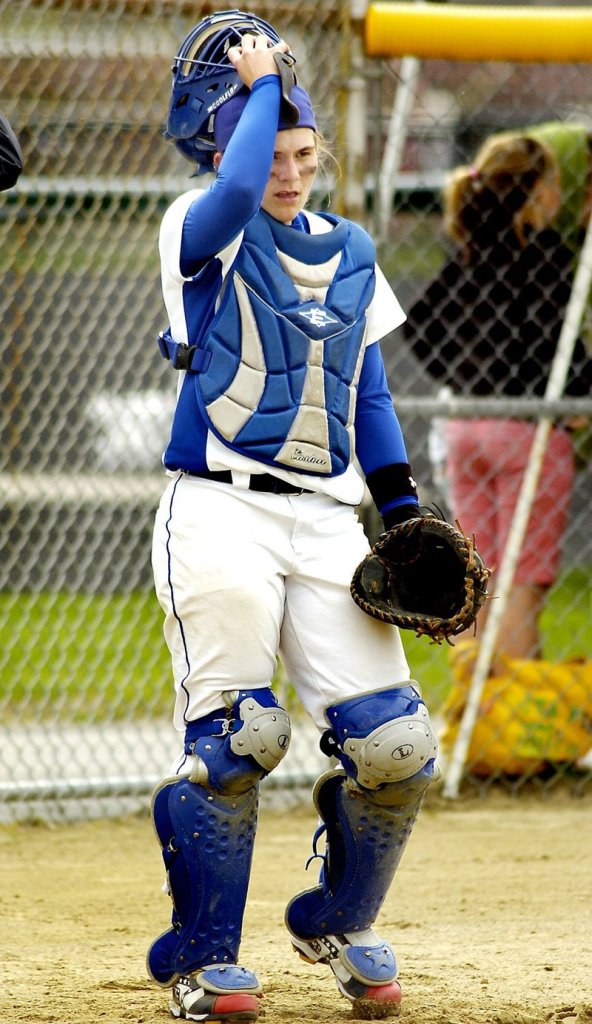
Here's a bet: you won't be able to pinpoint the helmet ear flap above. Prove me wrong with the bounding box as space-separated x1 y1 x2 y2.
167 75 240 143
172 138 216 177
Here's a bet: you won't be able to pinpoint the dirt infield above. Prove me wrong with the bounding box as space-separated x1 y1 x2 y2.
3 788 592 1024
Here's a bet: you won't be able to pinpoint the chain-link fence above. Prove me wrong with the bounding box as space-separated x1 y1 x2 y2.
0 0 590 822
365 7 592 798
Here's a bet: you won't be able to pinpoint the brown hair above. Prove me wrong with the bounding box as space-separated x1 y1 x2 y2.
312 127 338 180
444 132 559 249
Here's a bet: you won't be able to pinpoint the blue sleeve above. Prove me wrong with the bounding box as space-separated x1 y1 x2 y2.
355 342 409 471
180 76 281 276
355 342 420 520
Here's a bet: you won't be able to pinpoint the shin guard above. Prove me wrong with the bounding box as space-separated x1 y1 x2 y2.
286 685 436 1013
147 775 258 987
148 687 290 989
287 684 437 940
286 764 433 941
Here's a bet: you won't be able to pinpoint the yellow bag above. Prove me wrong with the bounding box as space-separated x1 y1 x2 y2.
440 642 592 776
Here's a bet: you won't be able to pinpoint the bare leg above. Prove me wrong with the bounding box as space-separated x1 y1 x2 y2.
497 583 547 661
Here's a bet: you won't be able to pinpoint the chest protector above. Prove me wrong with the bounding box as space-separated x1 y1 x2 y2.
192 211 376 477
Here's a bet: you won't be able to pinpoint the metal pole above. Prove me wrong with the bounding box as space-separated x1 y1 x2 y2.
376 54 420 241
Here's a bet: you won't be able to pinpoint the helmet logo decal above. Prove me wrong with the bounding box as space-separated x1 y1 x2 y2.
207 84 240 116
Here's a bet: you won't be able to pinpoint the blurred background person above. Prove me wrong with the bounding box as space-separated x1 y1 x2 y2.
401 125 592 672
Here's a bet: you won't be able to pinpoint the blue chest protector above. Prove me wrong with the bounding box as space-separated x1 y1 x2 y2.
162 211 376 477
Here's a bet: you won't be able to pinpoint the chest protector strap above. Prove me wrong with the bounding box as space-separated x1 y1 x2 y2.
191 211 376 477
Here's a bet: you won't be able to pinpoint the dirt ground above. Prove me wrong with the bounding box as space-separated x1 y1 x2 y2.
2 787 592 1024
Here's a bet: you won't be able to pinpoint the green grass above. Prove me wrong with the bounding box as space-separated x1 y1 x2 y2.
0 590 171 721
1 566 590 722
539 566 592 661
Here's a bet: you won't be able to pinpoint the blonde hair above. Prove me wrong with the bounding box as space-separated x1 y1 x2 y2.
444 132 559 249
314 128 339 181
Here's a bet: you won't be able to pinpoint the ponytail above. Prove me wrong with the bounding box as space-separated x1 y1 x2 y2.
443 133 558 253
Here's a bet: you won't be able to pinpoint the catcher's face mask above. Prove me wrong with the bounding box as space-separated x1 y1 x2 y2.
165 9 287 171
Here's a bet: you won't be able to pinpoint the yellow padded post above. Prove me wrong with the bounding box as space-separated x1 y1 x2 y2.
365 3 592 63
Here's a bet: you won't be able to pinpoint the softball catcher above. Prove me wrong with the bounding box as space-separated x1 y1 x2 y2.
147 10 486 1021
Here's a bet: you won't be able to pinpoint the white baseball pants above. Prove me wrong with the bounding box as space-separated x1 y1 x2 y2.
152 473 411 733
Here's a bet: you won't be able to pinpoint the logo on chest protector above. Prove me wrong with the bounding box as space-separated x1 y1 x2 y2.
298 307 339 328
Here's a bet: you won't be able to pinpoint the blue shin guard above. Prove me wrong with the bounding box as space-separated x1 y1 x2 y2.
286 766 433 1014
286 762 434 941
286 685 437 1013
148 687 290 989
147 775 259 987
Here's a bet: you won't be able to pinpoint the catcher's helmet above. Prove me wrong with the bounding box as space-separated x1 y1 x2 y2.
166 9 283 169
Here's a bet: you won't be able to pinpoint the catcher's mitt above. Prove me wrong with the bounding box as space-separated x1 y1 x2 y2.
350 515 490 644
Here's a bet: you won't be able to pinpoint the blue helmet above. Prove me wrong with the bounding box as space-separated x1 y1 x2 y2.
165 9 283 170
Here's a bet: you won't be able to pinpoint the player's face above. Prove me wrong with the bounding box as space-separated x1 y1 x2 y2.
261 128 318 224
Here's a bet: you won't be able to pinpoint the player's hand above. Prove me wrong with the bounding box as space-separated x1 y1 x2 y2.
227 33 290 90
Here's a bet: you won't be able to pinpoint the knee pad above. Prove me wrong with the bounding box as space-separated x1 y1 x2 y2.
320 683 437 789
183 687 291 795
147 688 290 987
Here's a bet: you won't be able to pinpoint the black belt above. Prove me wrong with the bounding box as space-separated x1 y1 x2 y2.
185 469 312 496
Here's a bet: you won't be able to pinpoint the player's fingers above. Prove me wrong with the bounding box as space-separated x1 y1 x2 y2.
240 32 259 49
241 32 289 53
270 39 291 55
227 32 257 58
227 33 268 65
227 33 292 80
